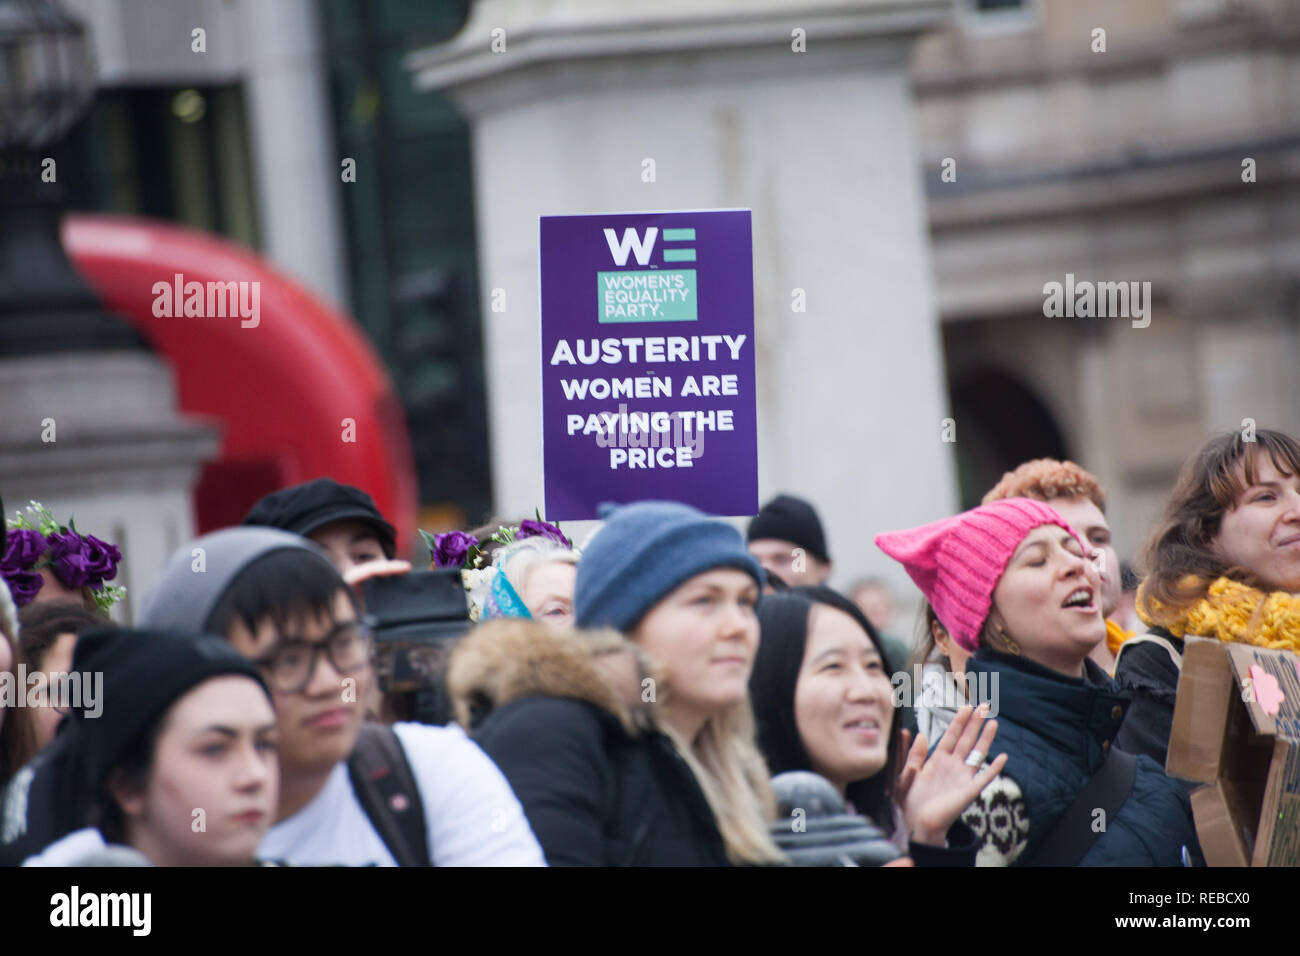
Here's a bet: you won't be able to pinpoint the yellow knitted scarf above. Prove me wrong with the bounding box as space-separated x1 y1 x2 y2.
1136 575 1300 653
1104 618 1132 657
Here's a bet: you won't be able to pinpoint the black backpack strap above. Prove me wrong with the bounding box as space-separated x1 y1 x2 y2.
1027 747 1137 866
347 723 432 866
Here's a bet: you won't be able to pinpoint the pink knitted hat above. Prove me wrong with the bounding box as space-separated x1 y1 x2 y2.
874 498 1083 653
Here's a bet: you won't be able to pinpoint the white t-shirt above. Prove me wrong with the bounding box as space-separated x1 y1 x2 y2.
257 722 545 866
24 827 111 866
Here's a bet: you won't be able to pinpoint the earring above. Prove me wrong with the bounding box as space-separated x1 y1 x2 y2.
996 624 1021 655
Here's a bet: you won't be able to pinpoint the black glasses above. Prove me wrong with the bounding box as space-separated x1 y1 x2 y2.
254 621 373 694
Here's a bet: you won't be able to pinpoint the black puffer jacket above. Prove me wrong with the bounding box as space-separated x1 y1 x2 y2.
961 651 1198 866
1111 628 1185 768
446 626 729 866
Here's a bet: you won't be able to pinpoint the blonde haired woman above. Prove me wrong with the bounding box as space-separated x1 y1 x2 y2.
447 501 781 865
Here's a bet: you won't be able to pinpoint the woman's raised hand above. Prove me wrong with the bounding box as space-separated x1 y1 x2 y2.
899 704 1008 847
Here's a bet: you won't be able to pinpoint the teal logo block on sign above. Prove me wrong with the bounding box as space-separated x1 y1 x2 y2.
597 269 697 322
662 228 696 262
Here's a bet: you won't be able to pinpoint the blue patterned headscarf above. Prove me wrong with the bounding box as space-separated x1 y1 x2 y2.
482 563 532 620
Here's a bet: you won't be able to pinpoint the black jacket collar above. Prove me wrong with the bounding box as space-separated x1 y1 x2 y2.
965 650 1130 757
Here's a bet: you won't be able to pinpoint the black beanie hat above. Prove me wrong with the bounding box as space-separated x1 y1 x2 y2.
243 478 396 559
0 628 271 864
746 494 830 564
66 628 271 791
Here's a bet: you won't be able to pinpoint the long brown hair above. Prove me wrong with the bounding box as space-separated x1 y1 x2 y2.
1139 429 1300 623
910 602 943 668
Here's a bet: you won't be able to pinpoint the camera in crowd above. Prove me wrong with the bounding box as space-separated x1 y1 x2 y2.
362 569 472 725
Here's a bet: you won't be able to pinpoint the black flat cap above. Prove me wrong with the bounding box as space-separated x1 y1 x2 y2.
242 478 396 558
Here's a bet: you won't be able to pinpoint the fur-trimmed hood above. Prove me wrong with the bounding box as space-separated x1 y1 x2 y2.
446 620 657 736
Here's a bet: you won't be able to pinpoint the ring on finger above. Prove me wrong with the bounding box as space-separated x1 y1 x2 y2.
964 750 985 768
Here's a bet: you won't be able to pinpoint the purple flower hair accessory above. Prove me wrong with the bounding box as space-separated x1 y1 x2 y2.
4 570 43 605
431 531 479 569
5 502 127 611
517 519 571 549
3 528 47 570
82 534 123 587
47 530 93 589
1 528 49 606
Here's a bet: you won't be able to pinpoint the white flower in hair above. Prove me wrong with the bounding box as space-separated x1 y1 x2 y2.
463 565 497 623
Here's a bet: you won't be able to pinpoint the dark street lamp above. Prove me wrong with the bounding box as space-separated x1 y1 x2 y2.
0 0 147 355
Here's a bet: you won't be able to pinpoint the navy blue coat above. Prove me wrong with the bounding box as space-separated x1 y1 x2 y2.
962 650 1198 866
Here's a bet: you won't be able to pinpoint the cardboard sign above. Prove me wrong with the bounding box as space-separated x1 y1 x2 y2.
1167 637 1300 866
539 210 758 520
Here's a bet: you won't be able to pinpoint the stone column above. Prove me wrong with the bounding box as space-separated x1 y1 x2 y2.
409 0 957 592
242 0 349 310
0 353 218 624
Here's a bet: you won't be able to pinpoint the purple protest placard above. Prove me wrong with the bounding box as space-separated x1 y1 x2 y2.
540 210 758 520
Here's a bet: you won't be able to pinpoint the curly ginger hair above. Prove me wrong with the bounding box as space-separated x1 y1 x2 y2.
982 458 1107 511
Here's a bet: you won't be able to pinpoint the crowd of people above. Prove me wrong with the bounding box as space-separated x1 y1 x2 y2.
1 425 1297 866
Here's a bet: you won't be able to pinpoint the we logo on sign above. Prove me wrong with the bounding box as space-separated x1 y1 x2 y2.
603 227 658 266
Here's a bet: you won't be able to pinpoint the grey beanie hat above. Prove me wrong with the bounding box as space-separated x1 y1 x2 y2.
138 527 335 634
